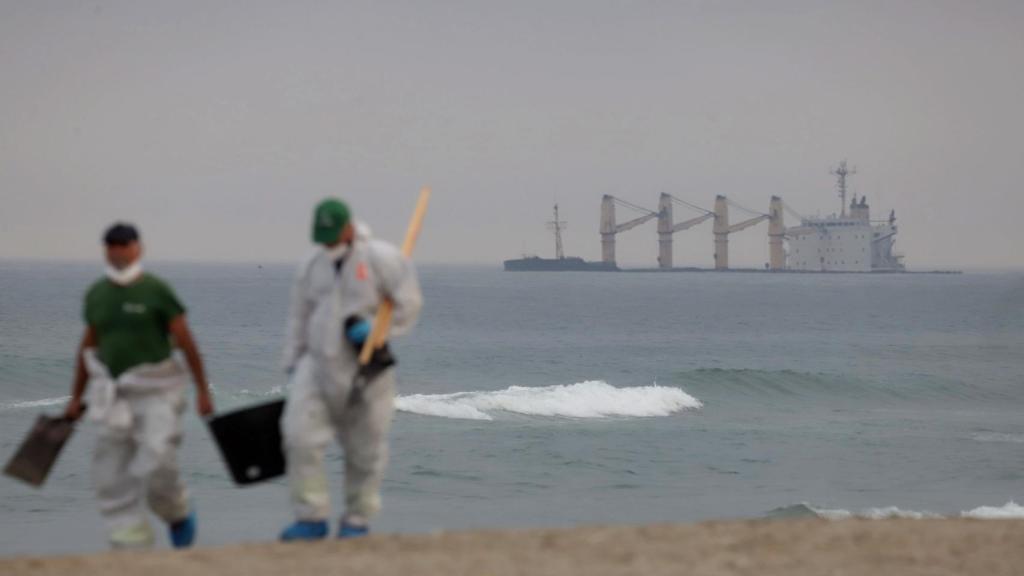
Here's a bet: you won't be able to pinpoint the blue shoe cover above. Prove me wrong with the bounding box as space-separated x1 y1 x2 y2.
169 511 197 549
338 522 369 539
280 520 329 542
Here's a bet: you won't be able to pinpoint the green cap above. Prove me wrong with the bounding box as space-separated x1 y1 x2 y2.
312 198 350 244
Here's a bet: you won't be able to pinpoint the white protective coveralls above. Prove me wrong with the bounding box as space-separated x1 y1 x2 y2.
84 349 190 548
281 224 423 523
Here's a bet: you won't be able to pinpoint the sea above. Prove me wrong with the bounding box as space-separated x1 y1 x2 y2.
1 261 1023 555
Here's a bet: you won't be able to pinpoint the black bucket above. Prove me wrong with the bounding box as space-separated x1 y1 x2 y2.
207 399 287 485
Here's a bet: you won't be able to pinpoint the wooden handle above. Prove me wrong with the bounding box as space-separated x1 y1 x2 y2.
358 187 431 366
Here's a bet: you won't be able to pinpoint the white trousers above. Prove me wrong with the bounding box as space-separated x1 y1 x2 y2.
92 386 190 548
282 354 396 522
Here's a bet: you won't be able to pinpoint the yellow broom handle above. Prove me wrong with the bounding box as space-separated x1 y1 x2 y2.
358 187 431 366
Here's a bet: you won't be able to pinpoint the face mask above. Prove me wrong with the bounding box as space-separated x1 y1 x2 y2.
325 243 350 261
105 261 143 285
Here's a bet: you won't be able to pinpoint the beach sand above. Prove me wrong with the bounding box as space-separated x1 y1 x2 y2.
3 518 1022 575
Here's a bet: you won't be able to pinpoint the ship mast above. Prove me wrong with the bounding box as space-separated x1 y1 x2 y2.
831 160 857 218
547 204 567 259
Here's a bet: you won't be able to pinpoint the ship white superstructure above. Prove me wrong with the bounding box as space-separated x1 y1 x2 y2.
786 198 902 272
785 161 904 272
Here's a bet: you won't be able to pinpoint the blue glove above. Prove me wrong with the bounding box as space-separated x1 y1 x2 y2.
345 318 372 346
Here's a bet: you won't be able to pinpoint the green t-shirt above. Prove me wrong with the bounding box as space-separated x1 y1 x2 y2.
83 273 186 378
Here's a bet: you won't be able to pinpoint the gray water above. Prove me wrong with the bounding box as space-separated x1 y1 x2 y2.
1 262 1023 555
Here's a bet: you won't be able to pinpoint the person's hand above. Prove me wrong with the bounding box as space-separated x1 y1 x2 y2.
64 397 84 422
345 317 372 346
196 388 215 418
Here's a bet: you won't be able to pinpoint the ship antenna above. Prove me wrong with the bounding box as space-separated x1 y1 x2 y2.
831 160 857 217
547 204 567 259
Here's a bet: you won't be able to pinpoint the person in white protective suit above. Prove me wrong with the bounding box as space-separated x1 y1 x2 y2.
279 198 423 541
63 223 215 549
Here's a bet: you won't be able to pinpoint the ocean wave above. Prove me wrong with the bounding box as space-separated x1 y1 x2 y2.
764 502 941 520
395 380 702 421
961 501 1024 519
0 385 287 412
0 396 69 411
676 368 1009 403
970 432 1024 444
236 385 285 398
767 501 1024 520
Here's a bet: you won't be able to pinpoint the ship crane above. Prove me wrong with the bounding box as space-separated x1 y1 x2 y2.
657 193 715 269
600 195 659 267
713 196 785 270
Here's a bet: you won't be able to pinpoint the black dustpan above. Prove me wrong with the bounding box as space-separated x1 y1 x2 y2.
207 399 286 485
4 414 77 487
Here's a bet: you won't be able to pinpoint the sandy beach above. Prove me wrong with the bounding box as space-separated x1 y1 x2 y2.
3 518 1022 576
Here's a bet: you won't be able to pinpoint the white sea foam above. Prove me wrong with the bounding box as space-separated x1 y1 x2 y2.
971 432 1024 444
397 399 494 421
237 385 285 398
798 504 941 520
857 506 943 520
395 380 702 421
0 396 69 410
961 501 1024 519
778 501 1024 521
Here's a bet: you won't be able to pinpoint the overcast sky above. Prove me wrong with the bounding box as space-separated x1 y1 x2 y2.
1 1 1021 269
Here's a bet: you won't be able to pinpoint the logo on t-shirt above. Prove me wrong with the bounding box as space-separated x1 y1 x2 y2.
356 262 369 281
123 302 147 314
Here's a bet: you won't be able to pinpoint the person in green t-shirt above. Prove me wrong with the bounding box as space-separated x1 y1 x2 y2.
64 223 214 550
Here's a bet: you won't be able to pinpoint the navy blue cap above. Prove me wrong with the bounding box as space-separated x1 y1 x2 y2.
103 223 140 246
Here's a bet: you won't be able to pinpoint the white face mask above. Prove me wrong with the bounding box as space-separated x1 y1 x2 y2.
325 243 350 261
105 261 143 285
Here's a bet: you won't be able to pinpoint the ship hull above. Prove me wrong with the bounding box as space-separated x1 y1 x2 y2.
503 257 618 272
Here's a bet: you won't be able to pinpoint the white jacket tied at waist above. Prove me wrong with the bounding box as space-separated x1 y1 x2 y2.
281 225 423 373
83 349 187 429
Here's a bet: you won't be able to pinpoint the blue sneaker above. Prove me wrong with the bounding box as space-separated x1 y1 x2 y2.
338 522 369 539
280 520 329 542
169 511 196 549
